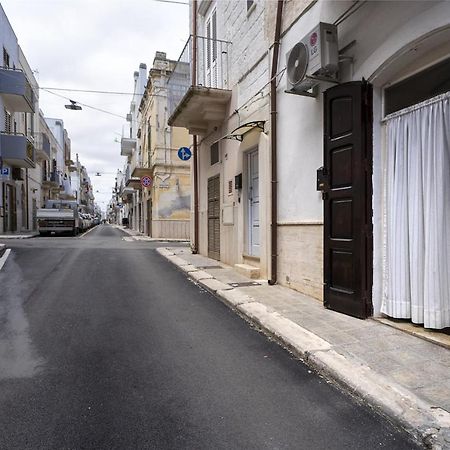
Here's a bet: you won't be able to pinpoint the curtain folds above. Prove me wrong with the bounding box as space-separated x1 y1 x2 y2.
382 93 450 329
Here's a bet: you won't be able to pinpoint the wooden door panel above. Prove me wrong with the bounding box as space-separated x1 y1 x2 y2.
323 81 373 319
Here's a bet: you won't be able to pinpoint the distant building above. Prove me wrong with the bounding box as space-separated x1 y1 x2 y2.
119 54 191 238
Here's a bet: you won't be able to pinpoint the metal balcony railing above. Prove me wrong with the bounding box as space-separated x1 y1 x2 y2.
50 170 62 185
34 132 51 159
0 131 35 168
167 35 231 119
0 66 35 112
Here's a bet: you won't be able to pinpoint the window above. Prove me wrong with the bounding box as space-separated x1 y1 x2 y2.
3 47 10 68
4 108 11 133
210 142 219 165
385 57 450 116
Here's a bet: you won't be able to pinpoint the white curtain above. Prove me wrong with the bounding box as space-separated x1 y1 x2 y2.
382 92 450 329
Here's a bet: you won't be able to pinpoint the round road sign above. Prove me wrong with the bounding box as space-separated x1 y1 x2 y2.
141 175 152 188
178 147 192 161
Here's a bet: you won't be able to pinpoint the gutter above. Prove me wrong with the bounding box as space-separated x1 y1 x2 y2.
269 0 284 285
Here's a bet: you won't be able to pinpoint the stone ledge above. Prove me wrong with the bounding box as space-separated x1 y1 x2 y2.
234 263 260 279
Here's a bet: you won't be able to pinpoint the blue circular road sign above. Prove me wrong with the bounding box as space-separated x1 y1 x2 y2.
178 147 192 161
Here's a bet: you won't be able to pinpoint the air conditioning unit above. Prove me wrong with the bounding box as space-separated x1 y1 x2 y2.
286 23 338 95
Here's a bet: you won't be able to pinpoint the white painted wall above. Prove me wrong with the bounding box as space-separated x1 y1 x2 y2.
277 0 450 310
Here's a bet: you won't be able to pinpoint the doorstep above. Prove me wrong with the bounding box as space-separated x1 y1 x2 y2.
376 317 450 350
234 263 260 279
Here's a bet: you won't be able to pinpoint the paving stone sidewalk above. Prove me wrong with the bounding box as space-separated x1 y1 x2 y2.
157 245 450 449
113 225 188 242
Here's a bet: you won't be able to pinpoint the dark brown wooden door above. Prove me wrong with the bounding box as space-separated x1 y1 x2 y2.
323 81 373 319
207 175 220 260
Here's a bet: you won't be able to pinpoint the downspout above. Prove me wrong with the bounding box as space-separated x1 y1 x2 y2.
25 168 29 229
192 0 199 254
269 0 284 285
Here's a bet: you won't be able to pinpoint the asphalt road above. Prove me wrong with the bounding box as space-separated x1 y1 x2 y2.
0 225 421 449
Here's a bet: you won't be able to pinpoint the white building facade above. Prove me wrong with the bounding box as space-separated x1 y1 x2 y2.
169 0 450 330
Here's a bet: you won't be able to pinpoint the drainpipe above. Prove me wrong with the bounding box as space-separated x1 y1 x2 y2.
25 168 29 229
269 0 284 285
192 0 199 254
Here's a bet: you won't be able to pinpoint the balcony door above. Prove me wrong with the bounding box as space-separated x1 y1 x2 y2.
205 8 218 88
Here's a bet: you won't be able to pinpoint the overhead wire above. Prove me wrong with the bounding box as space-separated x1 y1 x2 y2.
41 88 127 120
41 87 166 122
40 86 144 96
152 0 189 4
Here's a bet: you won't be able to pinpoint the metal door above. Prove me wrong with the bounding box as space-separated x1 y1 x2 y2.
3 184 17 232
322 81 373 319
147 199 152 237
207 175 220 260
32 199 37 230
247 149 260 256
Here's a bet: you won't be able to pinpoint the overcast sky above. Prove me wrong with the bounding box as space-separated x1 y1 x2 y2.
1 0 189 211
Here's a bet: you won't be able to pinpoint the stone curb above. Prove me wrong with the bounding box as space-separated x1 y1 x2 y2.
112 225 188 242
156 247 450 449
0 234 37 239
0 244 6 258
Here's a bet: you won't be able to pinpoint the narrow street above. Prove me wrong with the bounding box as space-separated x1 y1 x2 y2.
0 225 419 450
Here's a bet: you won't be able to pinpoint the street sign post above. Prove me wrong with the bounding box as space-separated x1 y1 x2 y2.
141 176 152 189
178 147 192 161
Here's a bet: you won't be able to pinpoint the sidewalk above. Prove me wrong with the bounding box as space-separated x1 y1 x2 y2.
157 246 450 449
0 232 37 239
113 224 189 242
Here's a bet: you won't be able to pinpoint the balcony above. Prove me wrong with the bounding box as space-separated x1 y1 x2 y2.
167 35 232 135
0 67 35 112
42 170 62 189
0 132 35 168
122 164 140 190
131 164 152 179
121 137 136 156
121 186 134 203
34 132 51 160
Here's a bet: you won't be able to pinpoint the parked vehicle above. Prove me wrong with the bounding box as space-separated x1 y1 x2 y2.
37 200 80 236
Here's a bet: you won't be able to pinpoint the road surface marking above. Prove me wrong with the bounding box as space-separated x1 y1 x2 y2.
0 249 11 271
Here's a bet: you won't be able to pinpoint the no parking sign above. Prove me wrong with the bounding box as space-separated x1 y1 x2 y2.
140 176 152 188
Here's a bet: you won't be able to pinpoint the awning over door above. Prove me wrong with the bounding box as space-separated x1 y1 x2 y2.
221 121 265 142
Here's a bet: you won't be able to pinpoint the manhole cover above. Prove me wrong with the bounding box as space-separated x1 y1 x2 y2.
229 281 261 287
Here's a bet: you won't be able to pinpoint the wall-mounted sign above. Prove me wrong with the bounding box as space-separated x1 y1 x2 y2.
178 147 192 161
1 168 10 176
141 175 152 189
